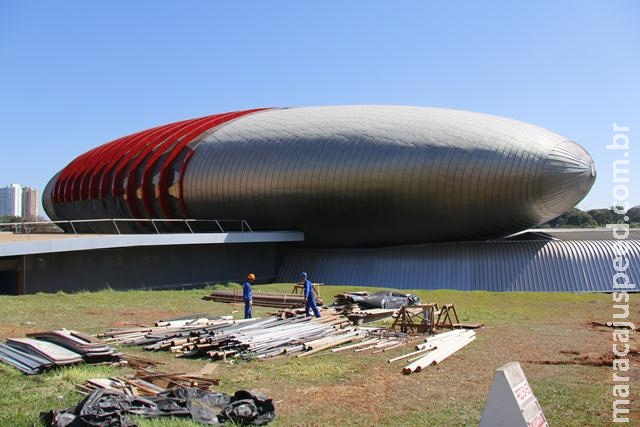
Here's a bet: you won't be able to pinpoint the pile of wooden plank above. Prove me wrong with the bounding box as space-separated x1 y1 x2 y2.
78 371 219 396
203 290 324 308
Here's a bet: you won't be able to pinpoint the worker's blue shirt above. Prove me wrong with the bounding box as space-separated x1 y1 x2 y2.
303 279 314 300
243 281 252 302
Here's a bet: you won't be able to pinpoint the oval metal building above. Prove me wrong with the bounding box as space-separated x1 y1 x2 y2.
43 106 596 247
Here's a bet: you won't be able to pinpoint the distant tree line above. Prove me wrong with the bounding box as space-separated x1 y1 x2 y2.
0 215 50 223
0 215 62 233
540 206 640 228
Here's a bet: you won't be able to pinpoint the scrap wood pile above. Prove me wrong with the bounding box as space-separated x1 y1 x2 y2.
203 289 324 308
0 329 121 375
77 370 220 396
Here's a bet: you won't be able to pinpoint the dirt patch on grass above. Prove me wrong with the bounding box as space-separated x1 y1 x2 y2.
255 313 639 425
526 352 615 367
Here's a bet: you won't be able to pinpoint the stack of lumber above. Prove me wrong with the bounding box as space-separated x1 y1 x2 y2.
78 371 220 396
203 290 324 308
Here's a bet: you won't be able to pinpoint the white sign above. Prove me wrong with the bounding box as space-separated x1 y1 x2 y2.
479 361 548 427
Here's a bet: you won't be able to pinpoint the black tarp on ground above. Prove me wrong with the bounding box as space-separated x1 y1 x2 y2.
344 291 420 309
41 388 275 426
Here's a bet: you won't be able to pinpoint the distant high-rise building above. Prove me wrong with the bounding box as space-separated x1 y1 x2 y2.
0 184 22 218
21 187 39 221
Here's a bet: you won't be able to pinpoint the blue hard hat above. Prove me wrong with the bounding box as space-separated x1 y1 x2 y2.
300 272 307 277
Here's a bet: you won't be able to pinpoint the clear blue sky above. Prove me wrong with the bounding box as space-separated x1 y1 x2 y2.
1 0 638 212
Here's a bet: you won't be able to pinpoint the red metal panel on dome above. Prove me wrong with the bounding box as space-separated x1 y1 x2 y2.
54 150 86 203
96 122 186 200
133 108 269 218
80 128 151 200
122 118 208 217
96 122 189 198
156 108 269 218
138 113 235 218
112 119 197 197
72 127 151 202
54 127 146 204
87 123 170 200
74 133 135 200
50 108 269 217
57 145 107 203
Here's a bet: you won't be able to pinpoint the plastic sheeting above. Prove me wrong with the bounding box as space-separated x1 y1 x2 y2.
41 388 275 426
343 291 421 309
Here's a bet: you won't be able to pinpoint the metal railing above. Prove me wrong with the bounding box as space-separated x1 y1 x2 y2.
0 218 254 238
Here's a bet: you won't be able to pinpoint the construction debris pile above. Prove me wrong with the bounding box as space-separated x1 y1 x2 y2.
39 357 276 425
100 313 406 360
0 329 121 375
43 385 276 426
203 289 324 308
77 370 220 396
97 307 479 376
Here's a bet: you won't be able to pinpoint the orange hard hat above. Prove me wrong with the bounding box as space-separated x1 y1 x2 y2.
247 273 256 281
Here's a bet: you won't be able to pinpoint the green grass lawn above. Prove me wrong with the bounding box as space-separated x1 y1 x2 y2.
0 284 637 426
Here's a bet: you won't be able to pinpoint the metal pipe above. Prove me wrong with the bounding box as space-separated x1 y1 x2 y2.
402 331 475 374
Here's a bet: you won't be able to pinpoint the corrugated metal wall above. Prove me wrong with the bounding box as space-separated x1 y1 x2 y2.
23 243 278 294
277 240 640 292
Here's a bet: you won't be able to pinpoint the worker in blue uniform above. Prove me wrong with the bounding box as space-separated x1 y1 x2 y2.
301 272 321 318
243 273 255 319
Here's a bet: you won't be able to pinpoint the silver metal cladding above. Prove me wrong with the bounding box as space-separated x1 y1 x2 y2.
182 106 596 246
44 106 596 246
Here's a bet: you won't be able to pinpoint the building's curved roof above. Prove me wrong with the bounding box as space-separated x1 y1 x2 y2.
44 106 596 247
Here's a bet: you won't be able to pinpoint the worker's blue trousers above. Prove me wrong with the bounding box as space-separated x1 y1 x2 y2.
305 297 321 318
